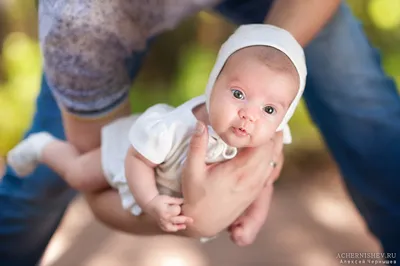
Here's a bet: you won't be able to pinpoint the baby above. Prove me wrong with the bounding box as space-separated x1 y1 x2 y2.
7 24 306 245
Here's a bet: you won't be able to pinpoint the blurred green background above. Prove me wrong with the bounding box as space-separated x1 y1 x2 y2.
1 0 399 157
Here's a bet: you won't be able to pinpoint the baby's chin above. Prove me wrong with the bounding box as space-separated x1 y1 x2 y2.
213 127 256 148
219 134 250 149
222 134 270 149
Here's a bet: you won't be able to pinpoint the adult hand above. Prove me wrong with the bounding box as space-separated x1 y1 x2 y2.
181 122 284 238
144 195 193 232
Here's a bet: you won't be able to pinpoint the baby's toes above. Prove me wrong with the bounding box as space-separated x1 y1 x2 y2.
241 225 259 245
232 227 256 247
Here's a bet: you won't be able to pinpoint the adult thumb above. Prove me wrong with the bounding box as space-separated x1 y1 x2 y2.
185 121 208 174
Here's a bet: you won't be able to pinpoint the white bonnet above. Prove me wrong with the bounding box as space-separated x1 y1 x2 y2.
204 24 307 142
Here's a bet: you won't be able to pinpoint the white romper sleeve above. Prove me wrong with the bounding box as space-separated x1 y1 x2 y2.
128 104 175 164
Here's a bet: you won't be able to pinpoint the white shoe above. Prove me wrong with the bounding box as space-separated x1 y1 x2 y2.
7 132 55 177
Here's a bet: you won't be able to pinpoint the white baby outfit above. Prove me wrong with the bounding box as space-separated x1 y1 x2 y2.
101 95 239 215
101 24 307 219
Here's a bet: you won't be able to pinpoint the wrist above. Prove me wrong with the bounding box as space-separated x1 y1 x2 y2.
140 193 159 214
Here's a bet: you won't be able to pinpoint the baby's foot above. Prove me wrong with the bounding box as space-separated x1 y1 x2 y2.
230 216 265 247
7 132 55 177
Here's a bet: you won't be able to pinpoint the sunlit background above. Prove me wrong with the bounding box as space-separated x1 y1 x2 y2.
0 1 399 265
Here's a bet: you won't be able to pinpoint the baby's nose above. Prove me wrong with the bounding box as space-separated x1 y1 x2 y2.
238 107 259 122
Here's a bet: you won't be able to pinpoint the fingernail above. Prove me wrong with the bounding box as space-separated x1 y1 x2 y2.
195 121 204 136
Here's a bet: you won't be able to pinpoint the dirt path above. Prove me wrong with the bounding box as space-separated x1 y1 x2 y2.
39 151 382 266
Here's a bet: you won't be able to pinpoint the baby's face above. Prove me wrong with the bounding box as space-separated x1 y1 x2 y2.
208 50 298 148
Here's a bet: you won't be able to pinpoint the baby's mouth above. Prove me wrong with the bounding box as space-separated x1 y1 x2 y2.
238 127 247 134
232 126 249 137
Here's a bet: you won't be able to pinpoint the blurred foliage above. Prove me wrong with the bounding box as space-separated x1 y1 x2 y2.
0 0 399 156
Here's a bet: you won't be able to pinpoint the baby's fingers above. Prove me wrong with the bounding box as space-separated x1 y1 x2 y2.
160 221 187 232
169 215 193 225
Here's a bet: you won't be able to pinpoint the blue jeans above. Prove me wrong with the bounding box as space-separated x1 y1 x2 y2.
1 1 399 264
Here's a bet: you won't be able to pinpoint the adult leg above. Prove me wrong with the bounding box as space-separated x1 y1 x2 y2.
215 0 400 253
303 3 400 253
0 74 76 265
0 21 151 266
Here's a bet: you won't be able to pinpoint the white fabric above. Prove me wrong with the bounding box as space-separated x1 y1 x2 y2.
101 95 238 216
7 132 55 177
101 115 140 183
204 24 307 143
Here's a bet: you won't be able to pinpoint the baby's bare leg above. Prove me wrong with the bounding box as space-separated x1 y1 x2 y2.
41 142 108 192
230 184 273 246
7 132 108 192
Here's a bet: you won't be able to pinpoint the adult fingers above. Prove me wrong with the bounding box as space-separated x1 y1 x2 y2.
263 131 284 185
259 184 274 219
221 144 272 192
182 121 209 182
233 140 275 173
233 132 284 190
267 152 284 186
271 131 284 163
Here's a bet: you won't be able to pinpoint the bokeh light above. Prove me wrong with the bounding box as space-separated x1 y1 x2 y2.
368 0 400 30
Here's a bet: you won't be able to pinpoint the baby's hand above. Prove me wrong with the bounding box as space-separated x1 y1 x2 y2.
145 195 193 232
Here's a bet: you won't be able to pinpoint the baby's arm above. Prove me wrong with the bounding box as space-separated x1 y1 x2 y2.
124 146 193 232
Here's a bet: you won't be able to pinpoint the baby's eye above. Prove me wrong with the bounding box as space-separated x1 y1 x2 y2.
263 105 276 115
231 89 245 100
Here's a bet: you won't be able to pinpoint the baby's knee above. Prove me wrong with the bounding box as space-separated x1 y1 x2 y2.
64 165 92 191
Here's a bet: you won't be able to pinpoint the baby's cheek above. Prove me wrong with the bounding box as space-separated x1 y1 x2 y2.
258 124 276 142
209 114 222 130
219 109 233 125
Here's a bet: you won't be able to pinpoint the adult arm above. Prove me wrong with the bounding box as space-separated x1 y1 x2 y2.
61 105 131 152
264 0 341 46
40 0 143 152
85 123 281 239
